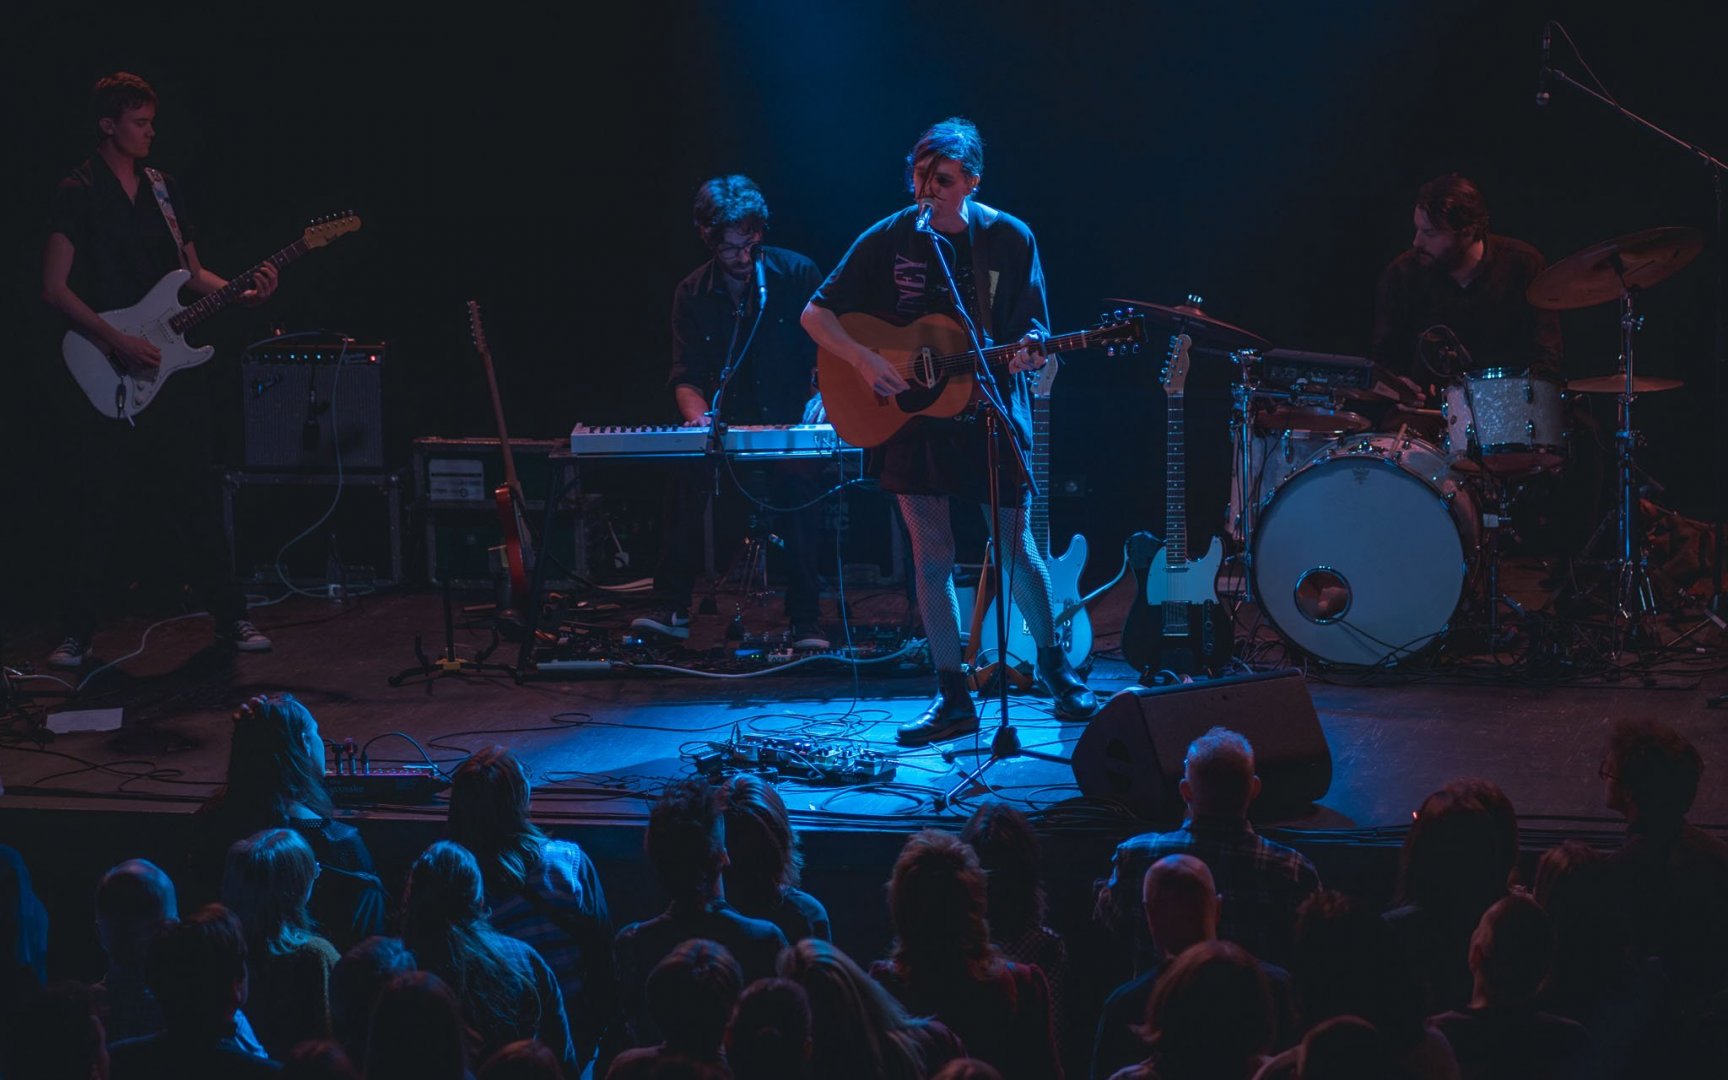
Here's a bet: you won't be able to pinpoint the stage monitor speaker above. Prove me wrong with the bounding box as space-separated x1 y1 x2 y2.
1071 669 1331 821
241 342 386 470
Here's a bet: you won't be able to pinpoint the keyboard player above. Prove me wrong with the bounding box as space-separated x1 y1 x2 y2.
631 174 832 647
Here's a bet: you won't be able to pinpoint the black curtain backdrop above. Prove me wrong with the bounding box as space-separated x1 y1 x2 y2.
5 1 1726 614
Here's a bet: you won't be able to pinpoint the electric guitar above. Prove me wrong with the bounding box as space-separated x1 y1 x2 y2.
467 301 536 612
816 310 1147 448
62 213 361 421
1121 333 1232 677
968 354 1095 689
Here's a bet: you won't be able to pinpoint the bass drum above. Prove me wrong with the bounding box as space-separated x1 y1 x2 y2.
1251 433 1478 666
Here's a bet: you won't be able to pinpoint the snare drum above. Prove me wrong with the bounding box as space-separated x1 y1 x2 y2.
1251 432 1478 666
1440 368 1566 475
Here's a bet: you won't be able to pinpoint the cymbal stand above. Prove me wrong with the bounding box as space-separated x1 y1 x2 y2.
1609 283 1660 654
1226 350 1261 604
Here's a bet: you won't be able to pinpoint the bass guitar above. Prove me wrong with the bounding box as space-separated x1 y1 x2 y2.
466 301 536 614
968 353 1095 690
816 310 1146 448
1120 332 1232 678
62 213 361 421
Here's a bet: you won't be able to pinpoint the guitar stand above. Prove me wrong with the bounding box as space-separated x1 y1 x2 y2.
388 575 521 687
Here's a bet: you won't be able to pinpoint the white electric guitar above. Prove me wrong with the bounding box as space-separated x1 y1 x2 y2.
62 213 361 421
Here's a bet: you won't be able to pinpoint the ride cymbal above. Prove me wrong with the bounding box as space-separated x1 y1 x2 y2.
1103 297 1270 352
1567 372 1685 394
1526 226 1704 310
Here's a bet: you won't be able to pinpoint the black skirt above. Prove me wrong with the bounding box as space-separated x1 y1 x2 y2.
869 414 1031 506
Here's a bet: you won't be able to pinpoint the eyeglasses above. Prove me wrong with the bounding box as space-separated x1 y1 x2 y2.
714 239 761 259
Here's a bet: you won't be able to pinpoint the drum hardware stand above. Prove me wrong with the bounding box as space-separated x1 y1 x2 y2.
1227 349 1262 605
389 573 521 687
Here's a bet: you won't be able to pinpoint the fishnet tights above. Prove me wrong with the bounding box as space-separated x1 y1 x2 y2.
896 494 1056 673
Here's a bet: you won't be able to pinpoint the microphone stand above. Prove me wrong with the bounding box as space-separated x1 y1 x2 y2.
1541 38 1728 611
920 211 1067 812
701 279 767 613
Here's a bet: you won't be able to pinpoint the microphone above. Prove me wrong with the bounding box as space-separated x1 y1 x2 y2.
914 201 935 232
1536 23 1552 107
754 253 768 309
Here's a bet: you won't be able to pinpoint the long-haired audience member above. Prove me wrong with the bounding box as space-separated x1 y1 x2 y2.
724 976 812 1080
1383 777 1518 1014
447 745 615 1070
607 938 741 1078
871 829 1060 1080
107 903 280 1078
778 937 963 1080
614 780 787 1049
363 971 468 1080
401 840 578 1073
193 694 386 951
1252 890 1456 1080
720 773 831 943
478 1038 566 1080
221 828 340 1059
280 1038 362 1080
1429 893 1586 1080
91 858 178 1042
961 802 1072 1061
1108 939 1272 1080
328 934 415 1068
1 980 109 1080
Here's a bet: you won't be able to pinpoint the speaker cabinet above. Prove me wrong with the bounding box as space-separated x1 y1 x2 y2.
1072 669 1331 821
241 343 386 470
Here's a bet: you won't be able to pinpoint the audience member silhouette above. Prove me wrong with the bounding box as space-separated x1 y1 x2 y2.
192 694 386 951
779 937 964 1080
724 976 812 1080
720 773 831 943
327 935 414 1070
1428 894 1587 1080
614 779 787 1048
1100 727 1320 969
362 970 468 1080
448 744 615 1069
221 828 340 1058
0 844 48 1020
1 979 109 1080
279 1039 361 1080
1253 890 1458 1080
1106 939 1273 1080
106 903 281 1079
961 802 1072 1062
871 829 1061 1080
1383 778 1519 1015
1291 1015 1393 1080
91 858 178 1043
478 1038 566 1080
1599 717 1728 1000
607 938 741 1077
401 840 577 1072
1092 855 1293 1080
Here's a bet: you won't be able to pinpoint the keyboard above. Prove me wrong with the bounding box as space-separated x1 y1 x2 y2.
568 423 856 458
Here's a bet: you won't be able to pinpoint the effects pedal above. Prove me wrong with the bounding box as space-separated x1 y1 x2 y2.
696 733 897 785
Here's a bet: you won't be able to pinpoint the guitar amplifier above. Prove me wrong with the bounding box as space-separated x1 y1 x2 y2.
240 341 387 470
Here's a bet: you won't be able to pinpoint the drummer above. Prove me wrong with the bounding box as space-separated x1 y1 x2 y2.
1371 172 1562 403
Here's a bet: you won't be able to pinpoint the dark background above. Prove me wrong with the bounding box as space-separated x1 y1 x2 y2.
5 0 1727 614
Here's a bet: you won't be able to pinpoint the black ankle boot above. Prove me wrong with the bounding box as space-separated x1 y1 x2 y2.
896 670 979 746
1037 646 1099 720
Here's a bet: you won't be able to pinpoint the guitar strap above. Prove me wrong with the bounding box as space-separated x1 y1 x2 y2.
966 201 998 341
142 167 189 271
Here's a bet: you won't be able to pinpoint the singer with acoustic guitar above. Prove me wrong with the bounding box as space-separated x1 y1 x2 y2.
39 72 278 668
801 116 1097 745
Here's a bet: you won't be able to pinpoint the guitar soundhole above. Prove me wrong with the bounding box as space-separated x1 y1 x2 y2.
1294 567 1352 624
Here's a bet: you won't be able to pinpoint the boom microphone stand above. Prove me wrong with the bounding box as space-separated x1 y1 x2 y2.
921 209 1068 811
1539 20 1728 609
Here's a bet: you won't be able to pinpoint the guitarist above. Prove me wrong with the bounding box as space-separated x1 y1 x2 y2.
800 116 1097 745
630 174 830 648
38 72 277 668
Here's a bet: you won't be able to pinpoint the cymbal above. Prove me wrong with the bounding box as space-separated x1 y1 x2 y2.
1526 226 1704 310
1568 372 1685 394
1103 297 1270 352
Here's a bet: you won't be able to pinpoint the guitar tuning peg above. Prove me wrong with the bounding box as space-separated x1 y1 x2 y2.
1186 293 1203 307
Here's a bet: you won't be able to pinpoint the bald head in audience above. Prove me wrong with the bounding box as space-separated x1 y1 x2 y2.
1144 854 1221 958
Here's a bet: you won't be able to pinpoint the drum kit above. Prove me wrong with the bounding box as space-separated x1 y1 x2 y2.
1116 223 1706 667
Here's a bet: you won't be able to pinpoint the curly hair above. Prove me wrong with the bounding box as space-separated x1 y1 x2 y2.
692 174 770 249
647 779 727 900
886 829 996 986
959 801 1045 937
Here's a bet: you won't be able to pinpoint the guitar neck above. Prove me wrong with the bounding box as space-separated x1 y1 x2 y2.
168 239 311 336
925 325 1108 378
479 351 521 495
1030 393 1050 554
1165 392 1186 565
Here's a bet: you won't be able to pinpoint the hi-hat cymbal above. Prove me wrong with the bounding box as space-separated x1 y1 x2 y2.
1103 297 1270 352
1568 372 1685 394
1526 226 1704 310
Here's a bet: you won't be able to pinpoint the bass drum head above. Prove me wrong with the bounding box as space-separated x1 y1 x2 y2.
1251 440 1475 666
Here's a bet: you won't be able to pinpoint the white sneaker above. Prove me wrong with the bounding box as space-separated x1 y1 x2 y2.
223 620 274 652
47 636 88 669
630 609 691 640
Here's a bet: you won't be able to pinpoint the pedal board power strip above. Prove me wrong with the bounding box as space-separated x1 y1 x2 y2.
694 733 897 785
